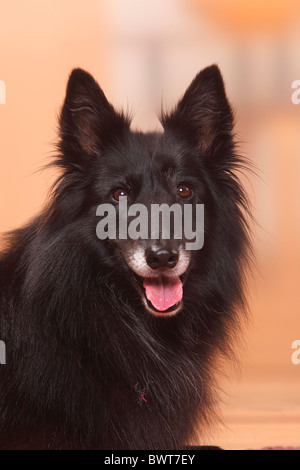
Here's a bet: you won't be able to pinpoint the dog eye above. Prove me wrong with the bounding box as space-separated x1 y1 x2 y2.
112 188 127 201
177 184 192 198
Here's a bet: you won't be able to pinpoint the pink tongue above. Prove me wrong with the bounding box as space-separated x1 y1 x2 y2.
143 276 183 312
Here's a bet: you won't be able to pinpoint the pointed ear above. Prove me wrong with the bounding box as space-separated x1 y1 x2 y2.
162 65 233 153
59 68 130 167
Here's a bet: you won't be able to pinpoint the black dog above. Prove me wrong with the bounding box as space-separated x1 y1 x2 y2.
0 65 251 449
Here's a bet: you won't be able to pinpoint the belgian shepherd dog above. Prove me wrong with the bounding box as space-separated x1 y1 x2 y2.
0 65 251 449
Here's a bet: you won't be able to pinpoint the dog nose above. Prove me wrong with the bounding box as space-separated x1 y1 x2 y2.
146 248 179 270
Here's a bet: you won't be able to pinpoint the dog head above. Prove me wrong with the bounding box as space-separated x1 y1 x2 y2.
57 66 237 317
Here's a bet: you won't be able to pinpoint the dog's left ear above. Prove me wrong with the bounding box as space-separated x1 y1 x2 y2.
59 69 130 169
161 65 233 153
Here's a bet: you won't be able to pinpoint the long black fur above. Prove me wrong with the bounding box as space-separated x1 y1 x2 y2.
0 65 251 449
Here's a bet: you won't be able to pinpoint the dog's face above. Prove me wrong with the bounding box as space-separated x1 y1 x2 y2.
58 66 234 316
92 132 199 317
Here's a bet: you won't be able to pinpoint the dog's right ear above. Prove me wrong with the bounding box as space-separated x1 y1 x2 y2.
161 65 233 155
59 69 130 169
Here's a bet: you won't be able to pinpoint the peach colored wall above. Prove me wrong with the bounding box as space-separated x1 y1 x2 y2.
1 0 300 390
0 0 109 231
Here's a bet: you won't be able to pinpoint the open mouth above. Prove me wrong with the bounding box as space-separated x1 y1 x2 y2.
135 274 184 317
125 247 190 317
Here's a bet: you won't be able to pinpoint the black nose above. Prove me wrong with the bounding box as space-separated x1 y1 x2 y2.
146 248 179 270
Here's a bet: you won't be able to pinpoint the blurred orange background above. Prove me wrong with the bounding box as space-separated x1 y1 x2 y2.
0 0 300 449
